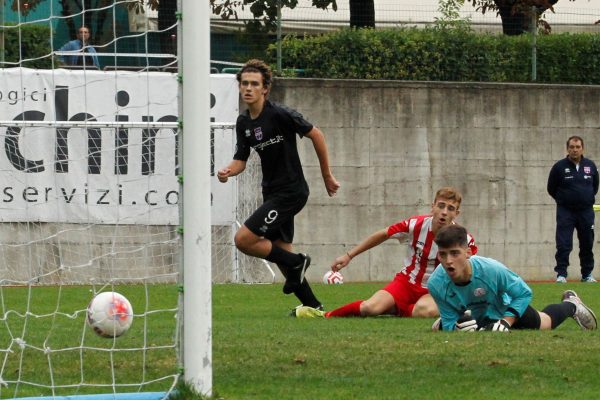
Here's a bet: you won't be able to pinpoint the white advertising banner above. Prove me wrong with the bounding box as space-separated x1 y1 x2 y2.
0 68 238 225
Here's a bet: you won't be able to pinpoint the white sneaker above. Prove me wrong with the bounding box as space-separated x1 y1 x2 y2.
556 276 567 283
562 290 597 330
581 275 597 283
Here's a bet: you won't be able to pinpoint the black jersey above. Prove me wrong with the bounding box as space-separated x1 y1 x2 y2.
234 100 313 193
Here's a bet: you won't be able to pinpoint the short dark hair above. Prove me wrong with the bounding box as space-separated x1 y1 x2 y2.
434 225 468 249
566 135 584 148
236 59 272 90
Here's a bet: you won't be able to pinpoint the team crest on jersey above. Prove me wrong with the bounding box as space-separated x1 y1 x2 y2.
473 287 486 297
565 168 571 174
584 166 591 174
245 129 251 137
254 127 263 140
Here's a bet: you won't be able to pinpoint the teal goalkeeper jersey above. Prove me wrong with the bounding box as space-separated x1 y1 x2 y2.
428 255 533 331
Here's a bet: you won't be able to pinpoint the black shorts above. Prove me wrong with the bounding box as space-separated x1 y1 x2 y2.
243 187 308 243
511 305 541 330
479 305 541 330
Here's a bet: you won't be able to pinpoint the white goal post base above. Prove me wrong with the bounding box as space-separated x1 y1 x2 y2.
15 393 168 400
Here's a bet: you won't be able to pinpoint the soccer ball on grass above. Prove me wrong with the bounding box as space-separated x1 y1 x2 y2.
323 270 344 284
87 291 133 338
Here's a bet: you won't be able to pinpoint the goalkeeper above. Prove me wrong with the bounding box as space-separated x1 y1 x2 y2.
429 224 597 332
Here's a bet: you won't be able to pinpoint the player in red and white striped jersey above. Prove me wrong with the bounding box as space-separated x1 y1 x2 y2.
322 187 476 318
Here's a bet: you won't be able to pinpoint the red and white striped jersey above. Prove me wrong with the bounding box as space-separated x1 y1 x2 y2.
387 215 477 288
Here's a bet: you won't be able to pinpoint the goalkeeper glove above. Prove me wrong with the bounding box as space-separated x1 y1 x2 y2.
455 310 478 332
480 319 511 332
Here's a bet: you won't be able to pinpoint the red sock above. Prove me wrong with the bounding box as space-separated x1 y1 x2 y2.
324 300 363 318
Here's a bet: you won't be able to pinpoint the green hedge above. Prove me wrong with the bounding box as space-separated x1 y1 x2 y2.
267 28 600 84
3 24 53 69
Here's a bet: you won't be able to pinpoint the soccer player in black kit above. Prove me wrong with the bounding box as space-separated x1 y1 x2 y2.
217 59 340 312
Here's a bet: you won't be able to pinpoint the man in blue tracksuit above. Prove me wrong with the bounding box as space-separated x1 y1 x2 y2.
547 136 599 283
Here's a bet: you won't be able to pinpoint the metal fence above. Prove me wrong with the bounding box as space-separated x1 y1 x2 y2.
210 0 600 81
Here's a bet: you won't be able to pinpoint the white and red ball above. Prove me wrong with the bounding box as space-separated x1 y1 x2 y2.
323 271 344 285
87 291 133 338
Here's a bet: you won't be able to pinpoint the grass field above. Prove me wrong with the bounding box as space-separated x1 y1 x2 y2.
212 282 600 400
0 285 179 399
1 282 598 399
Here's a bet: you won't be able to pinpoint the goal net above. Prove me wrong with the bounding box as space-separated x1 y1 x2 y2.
0 77 182 400
0 69 181 399
210 124 275 284
0 1 273 396
0 0 193 398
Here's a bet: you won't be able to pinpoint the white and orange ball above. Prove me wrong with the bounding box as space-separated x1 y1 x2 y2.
323 271 344 285
87 291 133 338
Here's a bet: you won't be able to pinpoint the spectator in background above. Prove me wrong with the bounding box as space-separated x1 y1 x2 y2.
547 136 599 283
58 26 100 68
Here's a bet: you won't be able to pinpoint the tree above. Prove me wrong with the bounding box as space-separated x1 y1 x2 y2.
11 0 377 39
156 0 176 56
349 0 375 28
469 0 560 35
122 0 176 55
209 0 375 31
436 0 472 29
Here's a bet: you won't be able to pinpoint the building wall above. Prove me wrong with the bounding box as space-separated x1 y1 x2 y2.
268 79 600 282
0 74 596 284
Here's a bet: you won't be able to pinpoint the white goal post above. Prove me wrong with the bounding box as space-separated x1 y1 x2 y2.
182 0 211 395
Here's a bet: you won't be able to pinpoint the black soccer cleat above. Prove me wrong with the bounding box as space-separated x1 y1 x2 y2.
282 253 311 294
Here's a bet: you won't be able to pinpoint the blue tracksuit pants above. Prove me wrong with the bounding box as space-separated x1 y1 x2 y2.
554 205 595 278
